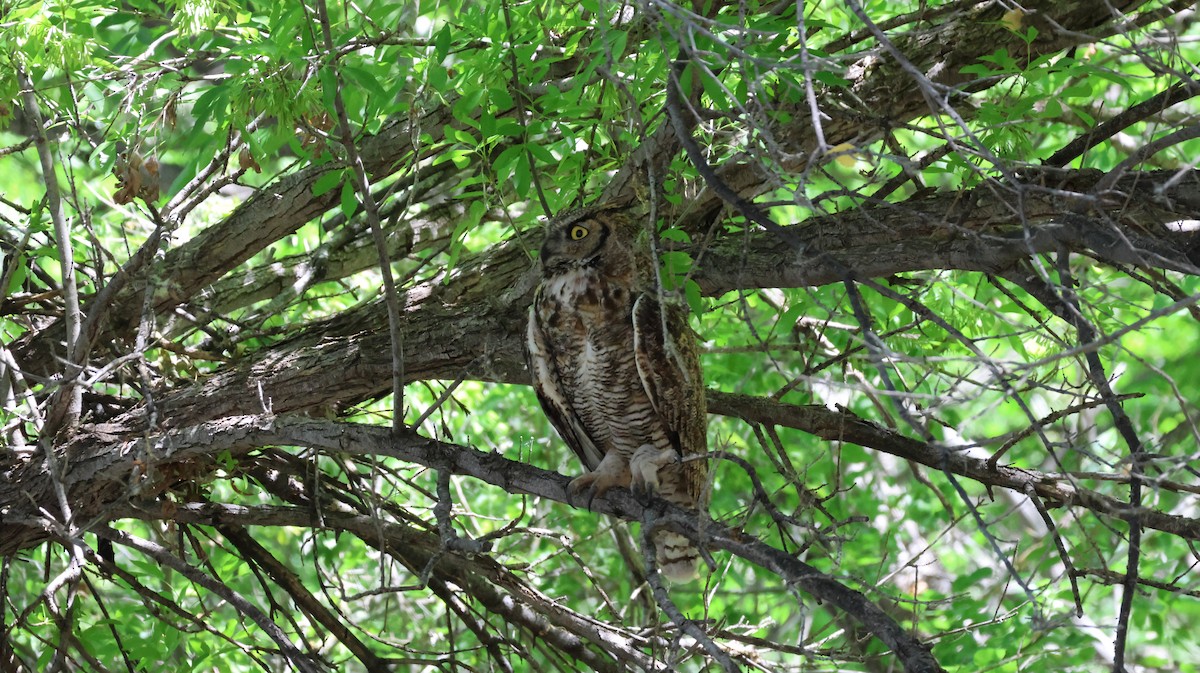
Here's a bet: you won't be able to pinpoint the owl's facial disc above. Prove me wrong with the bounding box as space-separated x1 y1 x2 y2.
540 217 609 274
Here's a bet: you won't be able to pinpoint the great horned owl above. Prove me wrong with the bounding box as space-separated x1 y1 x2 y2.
525 205 709 581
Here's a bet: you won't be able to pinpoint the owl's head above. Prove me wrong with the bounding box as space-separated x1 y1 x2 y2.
538 206 630 276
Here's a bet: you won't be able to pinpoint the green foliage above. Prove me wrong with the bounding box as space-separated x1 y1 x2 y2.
3 0 1200 671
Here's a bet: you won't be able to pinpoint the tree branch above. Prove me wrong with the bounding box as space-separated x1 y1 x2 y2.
94 525 327 673
707 392 1200 542
16 415 944 672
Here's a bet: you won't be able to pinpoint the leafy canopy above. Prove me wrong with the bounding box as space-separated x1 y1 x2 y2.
2 1 1200 672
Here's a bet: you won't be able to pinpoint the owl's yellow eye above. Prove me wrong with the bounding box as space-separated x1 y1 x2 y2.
569 225 589 240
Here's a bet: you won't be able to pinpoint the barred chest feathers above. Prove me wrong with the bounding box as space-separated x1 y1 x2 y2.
534 267 664 469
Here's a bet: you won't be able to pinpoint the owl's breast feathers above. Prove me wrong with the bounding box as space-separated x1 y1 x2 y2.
528 268 707 493
529 267 644 466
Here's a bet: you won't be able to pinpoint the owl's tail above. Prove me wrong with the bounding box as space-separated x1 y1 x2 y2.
655 530 700 582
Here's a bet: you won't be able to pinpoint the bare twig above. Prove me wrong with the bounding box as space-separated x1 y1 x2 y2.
840 278 1043 621
17 65 82 435
219 523 391 671
1047 253 1148 672
1047 79 1200 167
312 0 407 433
664 56 806 252
95 526 328 673
1022 482 1084 617
1076 566 1200 599
2 80 94 653
639 514 737 672
501 0 552 217
1093 124 1200 195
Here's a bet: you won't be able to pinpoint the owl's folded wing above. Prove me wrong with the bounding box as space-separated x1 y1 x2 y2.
526 293 605 470
631 294 707 459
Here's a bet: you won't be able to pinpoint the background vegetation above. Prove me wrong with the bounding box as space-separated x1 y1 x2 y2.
2 0 1199 671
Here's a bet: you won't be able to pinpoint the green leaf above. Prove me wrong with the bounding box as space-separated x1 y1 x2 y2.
6 255 28 294
427 63 448 90
951 566 994 593
777 304 805 332
341 64 387 99
813 70 851 87
492 144 524 180
190 85 229 130
525 143 557 165
1059 83 1092 99
605 28 628 60
319 66 339 113
1071 105 1095 126
685 279 705 316
490 118 522 137
448 126 477 146
445 199 487 276
489 86 513 110
312 168 344 197
659 228 691 244
340 180 358 220
433 23 453 60
512 148 532 195
971 647 1003 666
452 89 485 128
700 71 731 107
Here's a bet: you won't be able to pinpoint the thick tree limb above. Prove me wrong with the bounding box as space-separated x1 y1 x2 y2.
8 414 944 672
73 169 1195 437
129 501 657 672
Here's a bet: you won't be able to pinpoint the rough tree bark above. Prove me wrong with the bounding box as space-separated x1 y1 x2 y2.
3 1 1198 671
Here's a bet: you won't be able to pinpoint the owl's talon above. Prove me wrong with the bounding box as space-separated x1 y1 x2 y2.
631 481 656 505
630 445 678 500
567 454 629 508
566 474 591 496
566 481 594 510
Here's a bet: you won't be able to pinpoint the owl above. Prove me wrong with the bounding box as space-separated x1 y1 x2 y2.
525 205 709 581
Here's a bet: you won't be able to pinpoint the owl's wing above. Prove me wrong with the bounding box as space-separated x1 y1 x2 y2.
526 290 605 469
631 293 708 461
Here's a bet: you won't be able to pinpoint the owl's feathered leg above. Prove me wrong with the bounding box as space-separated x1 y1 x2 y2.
629 444 678 500
632 445 700 580
567 451 631 505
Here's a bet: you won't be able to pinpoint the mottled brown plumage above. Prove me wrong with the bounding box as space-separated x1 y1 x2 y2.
525 205 709 580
